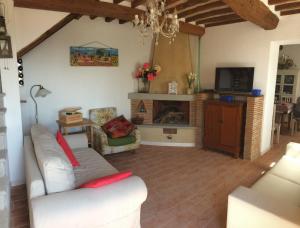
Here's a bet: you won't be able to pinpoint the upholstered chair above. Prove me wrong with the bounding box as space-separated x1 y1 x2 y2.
89 107 141 155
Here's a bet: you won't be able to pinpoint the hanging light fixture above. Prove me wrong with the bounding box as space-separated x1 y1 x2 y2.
133 0 179 45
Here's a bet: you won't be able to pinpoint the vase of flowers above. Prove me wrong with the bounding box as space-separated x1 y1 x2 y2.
187 72 196 95
135 63 161 93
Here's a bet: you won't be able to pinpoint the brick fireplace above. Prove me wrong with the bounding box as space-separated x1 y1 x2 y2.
128 93 199 147
129 93 196 127
128 92 264 160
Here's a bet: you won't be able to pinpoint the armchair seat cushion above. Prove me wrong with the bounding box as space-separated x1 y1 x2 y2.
108 135 136 147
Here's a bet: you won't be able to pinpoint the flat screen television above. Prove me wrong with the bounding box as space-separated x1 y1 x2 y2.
215 67 254 92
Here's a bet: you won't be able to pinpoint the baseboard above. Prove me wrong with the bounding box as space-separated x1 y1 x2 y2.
141 141 195 147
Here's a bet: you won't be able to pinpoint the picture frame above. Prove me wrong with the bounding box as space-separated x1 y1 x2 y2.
70 46 118 67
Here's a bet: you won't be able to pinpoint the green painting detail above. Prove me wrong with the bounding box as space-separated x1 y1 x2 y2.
70 46 118 67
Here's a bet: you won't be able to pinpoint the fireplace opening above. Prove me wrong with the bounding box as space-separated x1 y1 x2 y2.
153 100 190 125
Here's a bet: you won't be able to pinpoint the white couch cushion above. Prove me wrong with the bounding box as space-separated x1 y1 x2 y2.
286 142 300 161
24 136 46 200
252 173 300 207
31 125 75 194
73 148 118 187
269 155 300 185
31 124 54 140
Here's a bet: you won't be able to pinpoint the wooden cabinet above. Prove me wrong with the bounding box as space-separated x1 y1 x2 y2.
204 100 245 158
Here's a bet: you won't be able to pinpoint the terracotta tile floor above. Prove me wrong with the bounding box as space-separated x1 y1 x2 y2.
11 131 300 228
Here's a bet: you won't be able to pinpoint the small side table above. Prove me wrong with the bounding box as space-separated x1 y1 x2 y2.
56 118 96 148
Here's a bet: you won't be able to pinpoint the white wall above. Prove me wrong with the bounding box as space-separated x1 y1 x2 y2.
0 0 24 186
15 8 67 51
20 16 153 134
200 14 300 154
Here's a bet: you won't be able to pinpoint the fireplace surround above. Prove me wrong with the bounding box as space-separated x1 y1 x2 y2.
128 92 264 160
128 92 199 147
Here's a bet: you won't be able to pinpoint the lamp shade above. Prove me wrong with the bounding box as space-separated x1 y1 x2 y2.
35 86 51 97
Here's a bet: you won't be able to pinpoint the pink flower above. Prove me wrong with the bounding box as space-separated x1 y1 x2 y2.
135 69 142 78
147 73 154 81
135 72 140 78
143 63 150 70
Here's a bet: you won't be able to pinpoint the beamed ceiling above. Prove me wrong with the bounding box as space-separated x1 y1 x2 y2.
14 0 291 57
14 0 280 31
269 0 300 16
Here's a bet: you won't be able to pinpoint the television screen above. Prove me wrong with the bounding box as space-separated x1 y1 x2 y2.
215 67 254 92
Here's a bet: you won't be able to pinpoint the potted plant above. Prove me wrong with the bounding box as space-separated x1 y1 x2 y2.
135 63 161 93
187 72 196 95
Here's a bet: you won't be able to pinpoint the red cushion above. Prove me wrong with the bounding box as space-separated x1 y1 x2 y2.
56 131 80 167
102 115 135 139
80 171 132 188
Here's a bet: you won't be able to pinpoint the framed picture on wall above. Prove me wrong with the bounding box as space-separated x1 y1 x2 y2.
70 46 118 67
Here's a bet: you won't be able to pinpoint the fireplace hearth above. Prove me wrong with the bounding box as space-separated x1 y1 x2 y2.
153 100 189 125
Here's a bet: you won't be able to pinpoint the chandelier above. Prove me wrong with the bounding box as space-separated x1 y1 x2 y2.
133 0 180 45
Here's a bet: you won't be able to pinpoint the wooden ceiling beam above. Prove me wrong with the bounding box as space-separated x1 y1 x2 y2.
119 19 128 24
178 1 226 18
14 0 141 21
14 0 205 37
131 0 146 8
105 17 115 22
114 0 124 4
178 21 205 36
268 0 296 5
221 0 279 30
275 2 300 11
168 0 210 13
281 8 300 15
196 13 239 25
17 13 81 58
206 18 245 27
185 7 233 22
166 0 182 7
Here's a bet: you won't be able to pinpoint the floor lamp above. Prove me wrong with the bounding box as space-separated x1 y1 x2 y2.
30 84 51 124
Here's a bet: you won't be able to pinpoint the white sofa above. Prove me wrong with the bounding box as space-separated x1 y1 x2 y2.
227 142 300 228
24 124 147 228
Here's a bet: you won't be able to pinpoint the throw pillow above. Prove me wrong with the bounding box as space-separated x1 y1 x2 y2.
56 131 80 167
80 171 132 188
102 115 135 138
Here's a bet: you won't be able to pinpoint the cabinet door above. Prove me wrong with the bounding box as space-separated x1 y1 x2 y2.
204 103 221 149
219 105 242 156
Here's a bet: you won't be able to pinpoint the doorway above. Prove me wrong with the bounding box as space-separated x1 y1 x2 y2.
271 43 300 145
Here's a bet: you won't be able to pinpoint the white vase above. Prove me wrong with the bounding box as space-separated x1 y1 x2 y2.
187 88 194 95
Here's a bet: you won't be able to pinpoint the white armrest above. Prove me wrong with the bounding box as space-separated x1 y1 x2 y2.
286 142 300 160
227 186 300 228
30 176 147 228
63 133 88 149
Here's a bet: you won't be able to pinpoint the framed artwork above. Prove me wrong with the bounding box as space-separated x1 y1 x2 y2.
168 81 178 95
70 46 118 66
0 36 12 58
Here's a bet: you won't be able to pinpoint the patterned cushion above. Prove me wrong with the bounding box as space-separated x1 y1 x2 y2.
102 115 135 139
89 107 117 126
